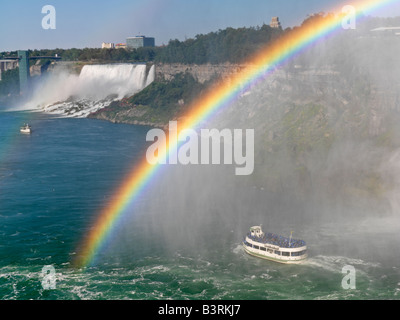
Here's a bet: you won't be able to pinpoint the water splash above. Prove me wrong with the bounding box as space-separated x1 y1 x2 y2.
22 63 154 117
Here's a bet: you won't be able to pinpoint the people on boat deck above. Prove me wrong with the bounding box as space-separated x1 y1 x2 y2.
247 232 305 248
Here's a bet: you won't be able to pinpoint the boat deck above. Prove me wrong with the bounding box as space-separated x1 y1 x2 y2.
247 232 306 249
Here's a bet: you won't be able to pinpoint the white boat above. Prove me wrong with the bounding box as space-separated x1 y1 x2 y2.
243 226 307 264
20 124 31 134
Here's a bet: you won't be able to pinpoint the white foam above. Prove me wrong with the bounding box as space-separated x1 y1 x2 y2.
20 64 155 117
304 255 380 273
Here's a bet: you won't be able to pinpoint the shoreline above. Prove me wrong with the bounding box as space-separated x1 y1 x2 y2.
87 112 167 129
86 97 180 130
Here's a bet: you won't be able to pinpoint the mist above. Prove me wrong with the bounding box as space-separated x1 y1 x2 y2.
19 63 155 117
101 18 400 268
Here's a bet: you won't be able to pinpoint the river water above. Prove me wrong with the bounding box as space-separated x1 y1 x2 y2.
1 109 399 300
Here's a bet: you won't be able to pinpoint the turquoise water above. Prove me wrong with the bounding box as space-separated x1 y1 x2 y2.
1 109 400 300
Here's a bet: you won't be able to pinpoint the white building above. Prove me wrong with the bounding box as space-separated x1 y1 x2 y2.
270 17 282 29
102 42 115 49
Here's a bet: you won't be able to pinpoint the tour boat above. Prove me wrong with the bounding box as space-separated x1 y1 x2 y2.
243 226 307 264
20 124 31 134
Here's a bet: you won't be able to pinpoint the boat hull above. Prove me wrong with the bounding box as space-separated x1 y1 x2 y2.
243 226 307 264
243 243 307 264
20 125 31 134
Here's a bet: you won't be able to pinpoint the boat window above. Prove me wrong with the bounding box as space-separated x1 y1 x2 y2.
282 251 290 256
253 245 259 250
260 247 266 251
274 250 281 255
291 250 307 256
244 241 251 247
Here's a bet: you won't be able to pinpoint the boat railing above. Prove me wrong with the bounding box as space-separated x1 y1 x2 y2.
246 233 306 249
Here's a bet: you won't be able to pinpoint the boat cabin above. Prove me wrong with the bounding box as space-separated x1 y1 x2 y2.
250 226 264 238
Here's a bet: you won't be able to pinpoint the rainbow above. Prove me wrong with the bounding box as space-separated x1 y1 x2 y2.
73 0 396 268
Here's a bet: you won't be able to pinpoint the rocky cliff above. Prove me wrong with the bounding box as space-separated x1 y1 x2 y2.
154 63 251 83
87 31 400 219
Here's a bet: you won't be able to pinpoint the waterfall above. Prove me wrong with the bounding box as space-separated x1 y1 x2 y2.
77 64 149 100
26 63 155 117
145 64 155 87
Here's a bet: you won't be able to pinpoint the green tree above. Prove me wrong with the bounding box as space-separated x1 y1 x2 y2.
0 68 19 96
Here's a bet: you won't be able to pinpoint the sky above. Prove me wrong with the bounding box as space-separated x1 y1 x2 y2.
0 0 399 52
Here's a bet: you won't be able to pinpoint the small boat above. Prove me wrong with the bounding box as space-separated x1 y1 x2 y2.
243 225 307 264
20 124 31 134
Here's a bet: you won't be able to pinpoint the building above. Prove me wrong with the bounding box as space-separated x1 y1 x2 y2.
102 42 115 49
126 36 155 50
115 43 127 49
270 17 282 29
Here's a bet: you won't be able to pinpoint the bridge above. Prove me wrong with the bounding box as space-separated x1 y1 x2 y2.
0 50 61 95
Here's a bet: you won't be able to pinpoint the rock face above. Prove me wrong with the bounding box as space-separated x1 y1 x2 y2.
89 60 400 137
201 58 400 217
155 63 250 83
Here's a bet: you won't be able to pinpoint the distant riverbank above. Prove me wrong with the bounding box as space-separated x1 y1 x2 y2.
87 98 170 129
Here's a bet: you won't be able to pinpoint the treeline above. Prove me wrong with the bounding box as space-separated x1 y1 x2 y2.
1 14 399 66
155 24 283 64
1 14 398 101
0 24 284 65
0 47 156 64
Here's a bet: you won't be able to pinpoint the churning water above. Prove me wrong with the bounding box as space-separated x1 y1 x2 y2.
1 110 400 300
